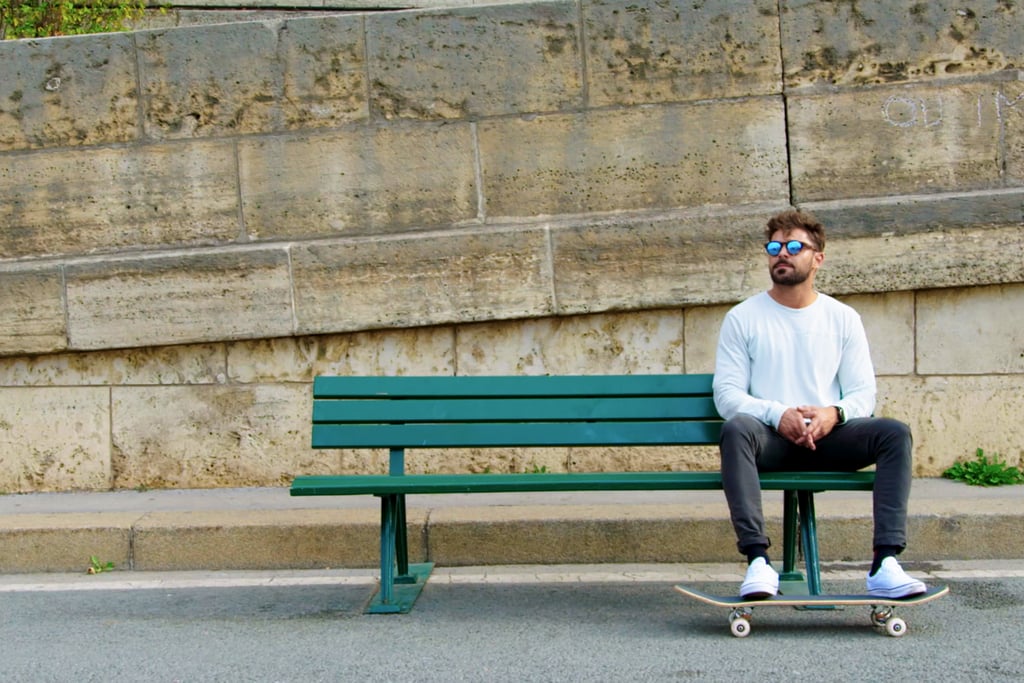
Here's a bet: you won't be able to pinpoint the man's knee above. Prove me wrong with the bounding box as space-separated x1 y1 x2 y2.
721 414 763 442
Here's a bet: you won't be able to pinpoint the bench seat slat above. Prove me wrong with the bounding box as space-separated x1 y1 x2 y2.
312 420 723 449
291 471 877 496
313 396 719 423
313 373 714 399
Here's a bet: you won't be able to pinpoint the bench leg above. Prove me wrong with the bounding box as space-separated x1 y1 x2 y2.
797 490 823 595
779 490 804 583
367 494 434 615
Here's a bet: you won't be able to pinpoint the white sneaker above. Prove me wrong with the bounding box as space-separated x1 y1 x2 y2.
866 556 927 598
740 557 779 599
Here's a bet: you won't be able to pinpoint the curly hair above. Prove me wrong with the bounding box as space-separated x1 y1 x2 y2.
764 210 825 252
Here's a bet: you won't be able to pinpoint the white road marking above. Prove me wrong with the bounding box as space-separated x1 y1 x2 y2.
0 561 1020 593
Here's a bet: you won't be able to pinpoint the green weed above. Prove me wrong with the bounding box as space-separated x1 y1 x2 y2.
942 448 1024 486
87 555 115 574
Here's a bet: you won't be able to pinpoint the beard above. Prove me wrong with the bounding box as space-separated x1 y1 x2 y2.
770 261 811 286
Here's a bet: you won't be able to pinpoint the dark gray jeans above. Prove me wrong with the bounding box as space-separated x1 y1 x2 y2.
719 414 913 555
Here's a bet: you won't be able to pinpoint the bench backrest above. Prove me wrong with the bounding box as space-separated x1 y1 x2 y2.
312 374 721 455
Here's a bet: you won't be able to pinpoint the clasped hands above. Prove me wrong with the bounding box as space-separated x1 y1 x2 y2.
779 405 840 450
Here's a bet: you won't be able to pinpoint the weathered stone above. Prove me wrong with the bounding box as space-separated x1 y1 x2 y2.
843 292 916 376
455 309 683 375
781 0 1024 88
0 268 66 356
879 375 1024 476
366 2 582 119
65 250 293 350
226 326 458 383
137 21 283 139
291 228 554 334
1002 82 1024 183
789 81 1004 202
279 14 369 129
238 124 477 239
550 207 778 314
479 99 788 218
0 387 110 492
0 141 240 259
916 283 1024 375
0 33 138 151
682 304 728 374
0 344 225 387
110 384 320 489
0 515 132 573
132 508 413 570
815 223 1024 295
803 187 1024 239
584 0 781 106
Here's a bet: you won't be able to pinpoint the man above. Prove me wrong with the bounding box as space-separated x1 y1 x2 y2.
712 209 926 600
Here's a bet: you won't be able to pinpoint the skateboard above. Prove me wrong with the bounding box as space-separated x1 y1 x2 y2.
674 584 949 638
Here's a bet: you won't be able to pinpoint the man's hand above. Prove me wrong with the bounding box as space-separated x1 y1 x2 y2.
781 405 841 450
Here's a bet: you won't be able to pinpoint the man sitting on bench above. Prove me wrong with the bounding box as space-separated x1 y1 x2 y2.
712 209 927 600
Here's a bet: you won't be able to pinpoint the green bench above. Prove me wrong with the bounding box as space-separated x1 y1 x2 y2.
290 373 875 613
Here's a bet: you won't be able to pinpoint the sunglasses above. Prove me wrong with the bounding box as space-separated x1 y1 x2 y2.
765 240 814 257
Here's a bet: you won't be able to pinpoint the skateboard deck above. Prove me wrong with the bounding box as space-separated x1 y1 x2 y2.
674 584 948 638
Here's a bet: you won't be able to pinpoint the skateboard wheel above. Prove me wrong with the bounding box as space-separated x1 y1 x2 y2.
884 617 907 637
730 617 751 638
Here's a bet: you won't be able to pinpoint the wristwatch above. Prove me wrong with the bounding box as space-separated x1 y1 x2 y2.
834 405 846 424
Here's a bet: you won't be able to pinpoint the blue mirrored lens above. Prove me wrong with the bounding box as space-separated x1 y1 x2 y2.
765 240 805 256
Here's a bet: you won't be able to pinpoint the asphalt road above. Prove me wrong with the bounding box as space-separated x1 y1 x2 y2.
2 567 1023 682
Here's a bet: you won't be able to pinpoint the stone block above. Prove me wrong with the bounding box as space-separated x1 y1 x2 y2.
0 344 225 387
789 81 1004 202
0 387 111 492
815 223 1024 295
916 284 1024 375
132 508 414 570
0 142 240 259
781 0 1024 88
137 22 283 139
878 376 1024 476
0 33 138 151
841 292 916 376
0 268 66 356
291 227 553 334
366 2 582 119
583 0 781 106
226 326 458 383
110 384 322 489
279 14 369 130
804 187 1024 239
1002 81 1024 183
238 124 477 239
314 328 457 377
454 309 683 376
65 249 293 350
682 304 728 374
0 514 133 573
550 207 778 314
479 99 788 218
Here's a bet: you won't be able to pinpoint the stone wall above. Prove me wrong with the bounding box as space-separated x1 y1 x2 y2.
1 0 1022 492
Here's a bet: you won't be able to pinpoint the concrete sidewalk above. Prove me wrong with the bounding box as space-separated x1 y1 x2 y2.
1 478 1021 575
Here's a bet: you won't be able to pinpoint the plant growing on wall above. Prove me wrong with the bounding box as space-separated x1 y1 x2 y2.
0 0 145 39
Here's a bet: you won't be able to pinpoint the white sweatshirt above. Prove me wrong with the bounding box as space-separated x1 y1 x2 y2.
712 291 876 429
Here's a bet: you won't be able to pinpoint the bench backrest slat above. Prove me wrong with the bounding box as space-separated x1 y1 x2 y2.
313 373 714 399
312 420 722 449
313 396 719 423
